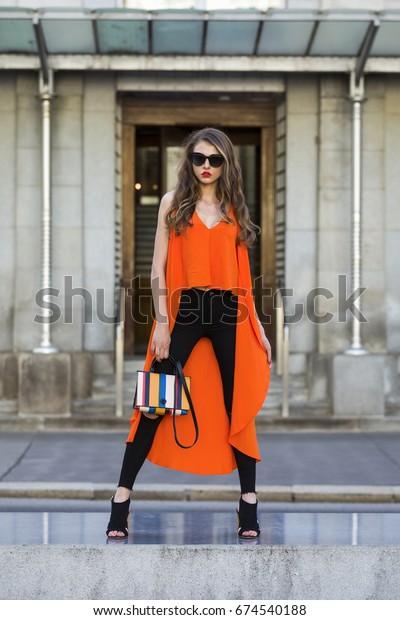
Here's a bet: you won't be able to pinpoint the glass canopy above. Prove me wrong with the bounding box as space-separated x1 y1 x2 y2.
310 21 371 56
370 21 400 56
0 10 37 53
0 8 399 59
97 19 149 54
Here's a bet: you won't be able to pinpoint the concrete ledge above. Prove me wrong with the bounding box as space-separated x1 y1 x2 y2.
0 482 96 500
1 544 400 599
3 413 400 432
186 485 293 502
291 485 397 503
0 482 399 503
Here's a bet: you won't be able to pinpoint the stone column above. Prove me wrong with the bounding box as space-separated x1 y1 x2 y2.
331 75 386 417
19 72 72 416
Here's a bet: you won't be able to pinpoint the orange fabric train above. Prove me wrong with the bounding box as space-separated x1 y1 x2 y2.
126 208 271 475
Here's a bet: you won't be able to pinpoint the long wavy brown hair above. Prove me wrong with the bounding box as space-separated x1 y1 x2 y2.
165 127 260 247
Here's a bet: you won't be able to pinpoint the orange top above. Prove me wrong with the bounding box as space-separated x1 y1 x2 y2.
181 207 238 290
126 205 270 475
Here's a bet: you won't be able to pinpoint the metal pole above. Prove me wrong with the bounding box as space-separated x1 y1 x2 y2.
282 324 290 417
351 512 359 546
345 72 367 356
275 288 284 376
34 70 58 354
115 286 125 417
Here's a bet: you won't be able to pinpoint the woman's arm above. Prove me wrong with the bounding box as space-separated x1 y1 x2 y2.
253 300 272 365
242 241 272 365
150 192 173 362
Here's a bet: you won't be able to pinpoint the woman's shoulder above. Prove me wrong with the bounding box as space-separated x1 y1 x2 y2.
158 190 175 217
161 190 175 206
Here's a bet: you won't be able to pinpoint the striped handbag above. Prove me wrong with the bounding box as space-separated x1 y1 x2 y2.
132 355 199 449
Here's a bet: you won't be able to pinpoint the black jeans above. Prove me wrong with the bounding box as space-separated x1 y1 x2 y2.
118 287 256 493
157 287 238 413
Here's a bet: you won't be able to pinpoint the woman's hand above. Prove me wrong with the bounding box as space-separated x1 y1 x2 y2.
258 323 272 366
150 322 171 363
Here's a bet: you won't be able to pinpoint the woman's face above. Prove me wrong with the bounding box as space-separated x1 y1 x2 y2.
191 140 224 187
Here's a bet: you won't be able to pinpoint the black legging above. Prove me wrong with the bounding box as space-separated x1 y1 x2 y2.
118 287 256 494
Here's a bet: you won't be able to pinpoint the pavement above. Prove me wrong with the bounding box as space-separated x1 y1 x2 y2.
2 429 400 600
1 429 400 503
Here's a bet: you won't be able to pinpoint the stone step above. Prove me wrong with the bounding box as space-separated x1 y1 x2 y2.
2 536 399 599
71 392 320 416
79 368 312 418
123 360 309 388
0 361 332 419
92 370 309 394
1 411 400 431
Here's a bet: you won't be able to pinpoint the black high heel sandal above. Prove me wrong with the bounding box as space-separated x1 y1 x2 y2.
106 496 131 539
236 496 261 539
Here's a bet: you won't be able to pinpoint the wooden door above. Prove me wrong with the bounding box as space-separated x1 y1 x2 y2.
122 98 276 355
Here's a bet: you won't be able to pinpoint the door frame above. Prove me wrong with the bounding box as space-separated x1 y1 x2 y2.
122 97 276 354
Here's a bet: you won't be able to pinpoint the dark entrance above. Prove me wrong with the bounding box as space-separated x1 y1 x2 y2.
122 98 276 355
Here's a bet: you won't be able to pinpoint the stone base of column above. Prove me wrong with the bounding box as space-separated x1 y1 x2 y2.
0 353 18 400
18 353 71 416
71 352 93 400
331 354 388 417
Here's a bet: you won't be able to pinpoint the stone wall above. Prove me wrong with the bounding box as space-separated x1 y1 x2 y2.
285 73 400 365
384 77 400 353
285 75 319 375
0 74 17 351
316 75 351 355
82 73 116 353
0 72 116 360
1 68 400 408
1 73 42 353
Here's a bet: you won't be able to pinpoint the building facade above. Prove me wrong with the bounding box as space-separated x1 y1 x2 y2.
0 0 400 420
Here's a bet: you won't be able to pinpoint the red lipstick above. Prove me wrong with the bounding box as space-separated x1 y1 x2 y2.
201 172 211 178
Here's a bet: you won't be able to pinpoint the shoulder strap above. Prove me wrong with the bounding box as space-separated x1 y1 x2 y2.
172 360 199 449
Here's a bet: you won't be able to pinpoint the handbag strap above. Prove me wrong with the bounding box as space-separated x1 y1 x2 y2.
149 355 177 373
172 359 199 449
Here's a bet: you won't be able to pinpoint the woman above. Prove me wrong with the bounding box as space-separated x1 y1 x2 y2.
106 127 271 540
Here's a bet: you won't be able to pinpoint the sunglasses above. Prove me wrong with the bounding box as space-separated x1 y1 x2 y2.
190 152 225 168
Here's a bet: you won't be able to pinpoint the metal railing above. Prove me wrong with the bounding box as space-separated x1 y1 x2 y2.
115 282 125 417
275 287 290 417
